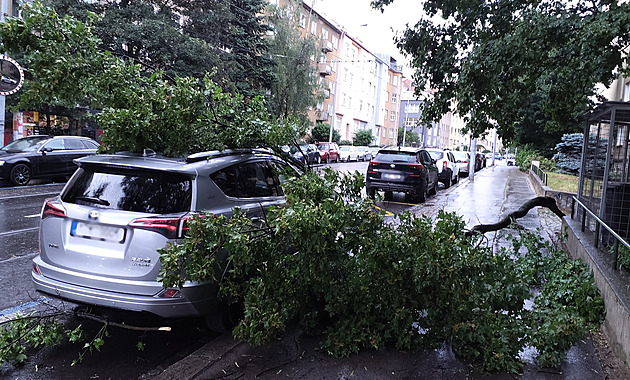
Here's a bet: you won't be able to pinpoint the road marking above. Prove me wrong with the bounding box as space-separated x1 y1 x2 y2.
0 192 60 201
0 227 38 237
0 297 52 322
372 204 395 216
25 213 41 218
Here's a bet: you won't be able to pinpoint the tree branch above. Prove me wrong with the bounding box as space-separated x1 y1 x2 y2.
465 196 565 236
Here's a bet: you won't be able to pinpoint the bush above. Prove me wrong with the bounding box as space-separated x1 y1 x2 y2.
515 145 556 172
159 169 605 373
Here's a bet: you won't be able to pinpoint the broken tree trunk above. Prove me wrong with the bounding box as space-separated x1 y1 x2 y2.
465 196 565 236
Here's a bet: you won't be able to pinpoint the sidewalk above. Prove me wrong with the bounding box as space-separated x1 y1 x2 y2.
150 166 608 380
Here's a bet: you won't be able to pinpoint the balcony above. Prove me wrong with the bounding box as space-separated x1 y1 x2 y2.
321 40 334 53
316 111 329 121
318 63 332 76
322 89 330 99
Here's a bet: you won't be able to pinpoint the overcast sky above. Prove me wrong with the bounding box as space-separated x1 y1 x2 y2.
311 0 421 75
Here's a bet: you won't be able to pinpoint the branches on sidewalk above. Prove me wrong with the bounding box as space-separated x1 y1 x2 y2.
466 196 565 236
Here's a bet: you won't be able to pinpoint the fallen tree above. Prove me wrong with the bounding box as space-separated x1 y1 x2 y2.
159 170 604 373
466 196 565 236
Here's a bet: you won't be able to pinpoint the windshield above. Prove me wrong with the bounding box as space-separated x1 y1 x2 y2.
374 151 417 163
0 136 49 153
318 144 329 150
428 151 444 160
340 146 351 151
453 152 468 160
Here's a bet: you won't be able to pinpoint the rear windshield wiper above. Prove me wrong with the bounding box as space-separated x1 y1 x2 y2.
75 196 110 206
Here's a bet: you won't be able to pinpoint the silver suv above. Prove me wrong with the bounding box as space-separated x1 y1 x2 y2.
32 149 296 331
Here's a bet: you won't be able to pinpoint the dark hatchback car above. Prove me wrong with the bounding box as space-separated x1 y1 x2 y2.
0 135 99 186
365 147 439 202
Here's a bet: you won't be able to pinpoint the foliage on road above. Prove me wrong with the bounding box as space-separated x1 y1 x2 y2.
372 0 630 147
159 169 604 372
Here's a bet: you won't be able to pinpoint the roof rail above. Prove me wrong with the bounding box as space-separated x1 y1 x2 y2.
186 148 272 163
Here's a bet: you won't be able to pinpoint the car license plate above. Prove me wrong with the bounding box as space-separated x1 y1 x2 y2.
71 221 126 243
382 174 402 180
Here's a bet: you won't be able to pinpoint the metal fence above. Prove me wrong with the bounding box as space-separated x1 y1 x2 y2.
572 196 630 270
576 101 630 269
530 164 548 186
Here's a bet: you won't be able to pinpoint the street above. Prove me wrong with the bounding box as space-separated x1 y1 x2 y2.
0 160 486 379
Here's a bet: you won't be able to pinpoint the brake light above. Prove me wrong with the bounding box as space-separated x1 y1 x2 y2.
41 199 66 219
129 214 191 239
443 161 448 171
159 288 182 298
407 163 424 170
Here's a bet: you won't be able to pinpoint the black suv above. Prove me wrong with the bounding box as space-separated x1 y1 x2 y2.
365 147 439 202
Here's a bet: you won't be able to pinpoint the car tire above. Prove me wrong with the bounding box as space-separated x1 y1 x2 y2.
204 300 244 334
416 184 426 203
10 163 32 186
428 179 438 195
367 187 375 199
384 191 393 201
443 171 452 189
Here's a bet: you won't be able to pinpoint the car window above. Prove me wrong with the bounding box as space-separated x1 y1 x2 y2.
318 144 329 151
43 139 65 151
421 151 433 163
63 167 192 213
428 151 443 160
211 161 280 198
81 140 100 149
374 151 417 163
64 138 85 150
0 136 48 152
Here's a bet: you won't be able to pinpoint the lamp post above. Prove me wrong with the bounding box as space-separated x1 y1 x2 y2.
328 29 345 145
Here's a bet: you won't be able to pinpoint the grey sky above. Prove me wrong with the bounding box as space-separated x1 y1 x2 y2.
311 0 420 74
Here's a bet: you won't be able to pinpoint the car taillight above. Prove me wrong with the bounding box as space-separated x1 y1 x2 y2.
158 288 182 298
407 163 424 177
41 199 66 219
443 161 448 171
129 214 191 239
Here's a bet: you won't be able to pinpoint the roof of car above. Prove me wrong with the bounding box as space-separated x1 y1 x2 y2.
74 149 280 176
378 146 422 153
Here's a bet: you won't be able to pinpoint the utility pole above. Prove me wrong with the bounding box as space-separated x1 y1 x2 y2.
469 137 477 181
329 29 345 145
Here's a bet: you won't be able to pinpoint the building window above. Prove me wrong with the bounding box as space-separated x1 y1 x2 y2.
332 35 338 49
322 28 328 41
391 93 397 104
342 93 347 107
329 82 336 94
389 128 394 138
390 111 396 122
625 82 630 102
310 20 317 35
299 13 306 28
393 75 399 86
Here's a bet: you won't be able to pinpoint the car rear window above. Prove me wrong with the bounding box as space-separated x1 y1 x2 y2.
374 151 417 163
428 151 444 160
63 167 192 213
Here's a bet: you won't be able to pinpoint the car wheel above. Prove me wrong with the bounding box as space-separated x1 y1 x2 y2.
204 300 244 334
367 187 375 199
443 171 452 189
10 163 31 186
416 184 426 203
428 179 438 195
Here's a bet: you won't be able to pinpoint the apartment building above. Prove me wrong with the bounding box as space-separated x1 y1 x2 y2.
270 0 403 146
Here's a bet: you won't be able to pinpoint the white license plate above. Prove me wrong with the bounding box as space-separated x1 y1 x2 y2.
382 174 402 180
71 221 126 243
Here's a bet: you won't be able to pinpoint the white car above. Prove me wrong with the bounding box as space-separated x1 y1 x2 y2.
356 146 373 161
338 145 360 162
426 148 460 188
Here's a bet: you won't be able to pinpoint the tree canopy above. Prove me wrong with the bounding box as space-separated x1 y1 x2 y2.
372 0 630 146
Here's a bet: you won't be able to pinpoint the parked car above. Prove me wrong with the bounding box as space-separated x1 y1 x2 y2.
475 153 486 171
452 151 470 177
291 144 321 165
338 145 360 162
0 135 100 186
369 146 380 158
356 146 373 161
365 147 439 203
426 148 459 188
317 142 340 163
32 149 298 332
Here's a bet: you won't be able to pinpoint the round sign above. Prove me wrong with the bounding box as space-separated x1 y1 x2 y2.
0 56 24 95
